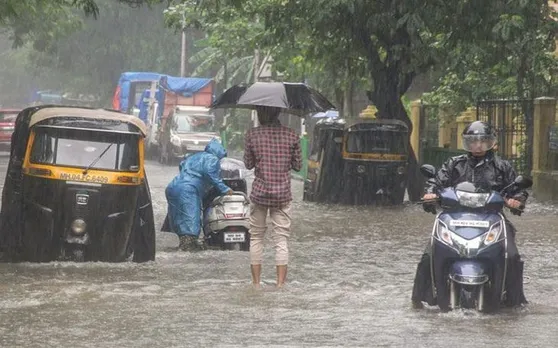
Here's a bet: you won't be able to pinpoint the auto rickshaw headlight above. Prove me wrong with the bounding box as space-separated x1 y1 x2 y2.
71 219 87 235
397 166 406 175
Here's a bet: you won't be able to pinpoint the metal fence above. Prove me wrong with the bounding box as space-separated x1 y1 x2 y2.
476 99 534 175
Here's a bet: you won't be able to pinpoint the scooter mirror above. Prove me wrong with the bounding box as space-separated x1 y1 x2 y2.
514 175 533 189
420 164 437 178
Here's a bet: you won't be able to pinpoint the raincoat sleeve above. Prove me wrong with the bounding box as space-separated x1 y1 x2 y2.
425 157 455 194
243 130 255 170
291 135 302 172
502 160 529 203
205 156 231 195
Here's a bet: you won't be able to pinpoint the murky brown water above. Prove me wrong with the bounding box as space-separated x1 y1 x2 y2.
1 155 558 347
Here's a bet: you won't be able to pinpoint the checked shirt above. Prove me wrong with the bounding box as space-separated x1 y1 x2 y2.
244 123 302 207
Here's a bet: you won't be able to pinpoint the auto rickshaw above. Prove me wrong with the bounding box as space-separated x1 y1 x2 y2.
339 118 410 205
0 105 156 262
303 117 345 203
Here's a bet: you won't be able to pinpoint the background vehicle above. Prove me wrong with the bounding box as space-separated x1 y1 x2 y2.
202 158 250 251
0 106 156 263
340 119 409 205
158 105 219 164
304 118 409 205
0 108 19 152
304 117 344 203
140 75 215 159
420 164 532 312
112 71 163 114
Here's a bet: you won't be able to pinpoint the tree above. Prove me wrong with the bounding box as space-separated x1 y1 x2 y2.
164 0 370 118
0 0 168 47
0 0 189 106
172 0 556 200
425 0 558 173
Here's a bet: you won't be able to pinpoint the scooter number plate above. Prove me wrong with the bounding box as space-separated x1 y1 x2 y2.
449 220 490 228
224 232 245 243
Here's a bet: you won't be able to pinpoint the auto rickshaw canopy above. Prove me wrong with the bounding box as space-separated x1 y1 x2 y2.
28 107 147 136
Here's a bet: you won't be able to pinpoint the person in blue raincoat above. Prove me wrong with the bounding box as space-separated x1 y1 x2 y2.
165 138 233 251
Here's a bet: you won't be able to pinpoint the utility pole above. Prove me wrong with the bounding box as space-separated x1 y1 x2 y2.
180 13 187 77
251 48 261 127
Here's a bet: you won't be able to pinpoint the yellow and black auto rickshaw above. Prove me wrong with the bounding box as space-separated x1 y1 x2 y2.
304 118 410 205
339 118 409 205
0 106 156 262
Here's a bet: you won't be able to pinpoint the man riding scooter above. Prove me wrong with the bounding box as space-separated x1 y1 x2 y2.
411 121 528 309
165 138 233 251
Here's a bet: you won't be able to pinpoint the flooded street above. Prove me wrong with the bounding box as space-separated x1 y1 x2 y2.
1 154 558 347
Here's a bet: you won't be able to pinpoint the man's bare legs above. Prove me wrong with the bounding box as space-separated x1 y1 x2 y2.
249 204 267 289
249 203 292 289
251 264 262 289
271 204 291 288
276 265 288 288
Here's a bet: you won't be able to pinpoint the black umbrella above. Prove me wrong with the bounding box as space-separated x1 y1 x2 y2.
210 82 335 116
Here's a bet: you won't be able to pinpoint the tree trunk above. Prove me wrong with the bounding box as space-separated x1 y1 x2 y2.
368 68 423 202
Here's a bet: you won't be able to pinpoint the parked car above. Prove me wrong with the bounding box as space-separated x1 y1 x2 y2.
0 108 19 152
158 105 219 164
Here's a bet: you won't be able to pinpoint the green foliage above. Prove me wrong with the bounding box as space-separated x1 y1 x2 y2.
0 0 185 106
426 0 558 114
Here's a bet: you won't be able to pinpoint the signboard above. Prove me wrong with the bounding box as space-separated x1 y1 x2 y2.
549 125 558 152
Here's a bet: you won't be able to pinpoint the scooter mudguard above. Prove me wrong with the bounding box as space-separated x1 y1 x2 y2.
449 260 489 285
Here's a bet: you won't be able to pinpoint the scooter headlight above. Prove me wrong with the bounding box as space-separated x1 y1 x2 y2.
437 223 453 246
483 222 502 245
455 191 490 208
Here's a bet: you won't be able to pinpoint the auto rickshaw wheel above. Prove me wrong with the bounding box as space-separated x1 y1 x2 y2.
131 175 156 263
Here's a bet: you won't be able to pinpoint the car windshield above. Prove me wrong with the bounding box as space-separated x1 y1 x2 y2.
173 115 214 133
30 127 140 172
346 130 407 154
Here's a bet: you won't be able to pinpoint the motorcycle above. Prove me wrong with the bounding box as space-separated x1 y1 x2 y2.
202 158 251 251
419 164 532 312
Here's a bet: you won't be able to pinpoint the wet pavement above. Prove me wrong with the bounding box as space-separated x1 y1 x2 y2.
1 153 558 347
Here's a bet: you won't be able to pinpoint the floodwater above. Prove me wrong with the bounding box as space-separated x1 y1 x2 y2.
1 155 558 347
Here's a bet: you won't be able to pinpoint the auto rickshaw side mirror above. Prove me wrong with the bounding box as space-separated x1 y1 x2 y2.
513 175 533 189
420 164 437 178
333 137 342 144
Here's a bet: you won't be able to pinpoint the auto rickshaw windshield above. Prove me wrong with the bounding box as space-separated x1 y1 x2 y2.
29 127 140 172
345 129 407 154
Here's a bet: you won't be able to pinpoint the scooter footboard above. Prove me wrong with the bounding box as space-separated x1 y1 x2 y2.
449 260 489 285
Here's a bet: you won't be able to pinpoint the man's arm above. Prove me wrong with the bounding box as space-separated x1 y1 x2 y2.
243 131 255 170
425 157 457 194
205 157 231 195
291 134 302 172
503 161 529 203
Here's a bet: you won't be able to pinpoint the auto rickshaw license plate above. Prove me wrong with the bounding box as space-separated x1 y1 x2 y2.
224 232 245 243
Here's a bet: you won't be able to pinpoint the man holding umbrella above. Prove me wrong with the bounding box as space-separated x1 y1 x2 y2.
244 106 302 288
211 81 335 288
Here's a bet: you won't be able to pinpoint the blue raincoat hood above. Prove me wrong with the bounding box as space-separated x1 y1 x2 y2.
204 138 227 160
